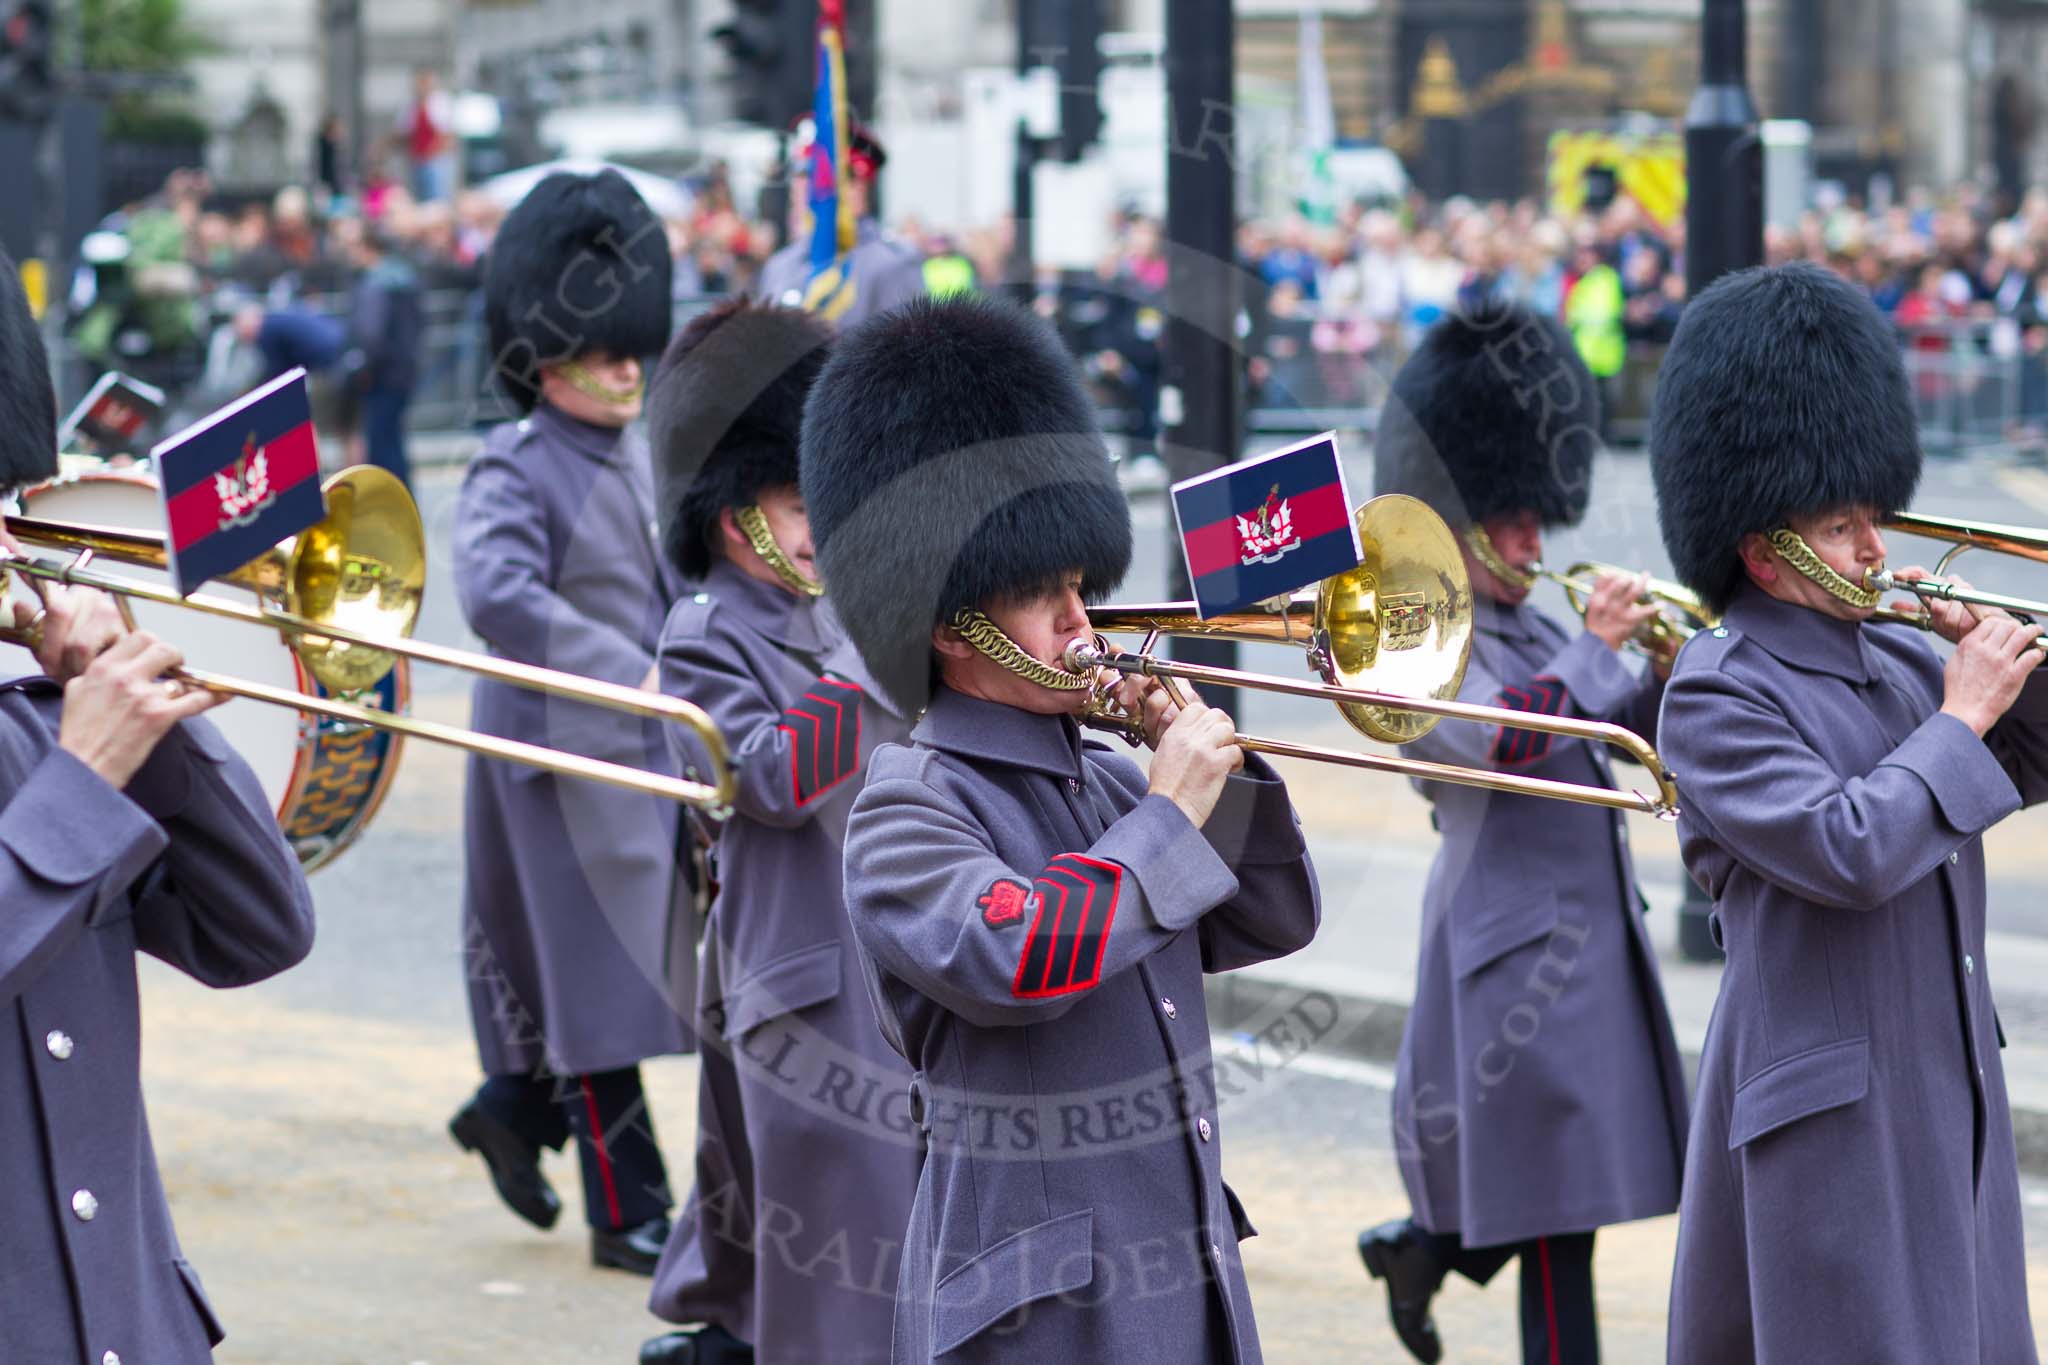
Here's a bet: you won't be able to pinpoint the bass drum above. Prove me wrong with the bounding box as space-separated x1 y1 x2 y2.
5 469 406 872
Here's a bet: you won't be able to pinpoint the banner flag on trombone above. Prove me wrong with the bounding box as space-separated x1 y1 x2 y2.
151 367 324 597
1170 431 1362 618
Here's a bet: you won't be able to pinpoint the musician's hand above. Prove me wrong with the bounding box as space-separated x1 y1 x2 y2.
1146 693 1244 828
58 631 225 788
21 575 129 684
1112 673 1181 750
1896 565 2004 644
1941 612 2043 737
1584 572 1660 653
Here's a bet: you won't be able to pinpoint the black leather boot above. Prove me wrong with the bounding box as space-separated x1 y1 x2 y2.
593 1215 671 1275
1357 1219 1447 1364
638 1324 755 1364
449 1100 561 1231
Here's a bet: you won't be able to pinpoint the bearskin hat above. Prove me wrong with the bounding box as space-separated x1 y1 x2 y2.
1373 301 1600 529
0 248 55 490
648 297 833 580
484 169 674 412
801 294 1131 714
1649 261 1921 614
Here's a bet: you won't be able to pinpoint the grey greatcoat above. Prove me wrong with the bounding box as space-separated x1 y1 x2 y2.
648 561 919 1364
454 402 692 1077
842 688 1322 1364
1661 585 2048 1364
0 680 314 1365
753 220 925 329
1390 598 1688 1248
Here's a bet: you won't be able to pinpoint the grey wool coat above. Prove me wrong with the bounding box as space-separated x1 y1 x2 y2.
754 220 927 328
0 680 314 1365
1390 598 1689 1248
453 402 693 1077
842 687 1322 1365
1661 584 2048 1365
648 561 920 1364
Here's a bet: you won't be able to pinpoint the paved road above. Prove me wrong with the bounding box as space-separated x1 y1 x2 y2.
136 445 2048 1361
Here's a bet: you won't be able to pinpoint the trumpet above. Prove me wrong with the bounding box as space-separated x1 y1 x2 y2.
2 466 736 812
1079 495 1680 818
1534 561 1718 661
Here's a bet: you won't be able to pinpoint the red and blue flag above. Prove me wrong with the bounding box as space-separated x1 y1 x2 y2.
152 367 325 597
1170 432 1361 618
807 0 855 276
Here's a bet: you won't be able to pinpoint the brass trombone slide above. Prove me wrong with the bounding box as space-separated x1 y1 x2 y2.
0 547 737 812
1065 641 1680 818
1869 511 2048 644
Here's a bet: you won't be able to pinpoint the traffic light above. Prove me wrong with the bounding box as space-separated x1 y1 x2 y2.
712 0 815 129
0 0 54 123
1055 0 1103 163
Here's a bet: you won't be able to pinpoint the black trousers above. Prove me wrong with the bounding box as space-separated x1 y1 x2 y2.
1421 1228 1597 1365
474 1067 671 1231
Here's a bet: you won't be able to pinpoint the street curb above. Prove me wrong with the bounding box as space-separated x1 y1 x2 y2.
1204 973 2048 1179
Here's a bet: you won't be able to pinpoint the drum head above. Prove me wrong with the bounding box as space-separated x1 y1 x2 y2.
9 474 305 816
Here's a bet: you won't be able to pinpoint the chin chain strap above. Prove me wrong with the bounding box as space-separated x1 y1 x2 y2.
1766 528 1880 608
1465 526 1538 590
556 361 646 407
949 609 1092 691
735 505 824 597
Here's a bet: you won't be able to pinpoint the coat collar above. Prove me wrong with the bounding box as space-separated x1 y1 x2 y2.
912 685 1087 781
703 559 834 651
1474 594 1542 644
527 401 628 465
1720 581 1875 683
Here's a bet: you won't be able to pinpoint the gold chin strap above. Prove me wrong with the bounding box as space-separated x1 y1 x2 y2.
950 609 1092 691
735 505 824 597
1766 528 1881 609
556 361 646 408
1464 526 1538 590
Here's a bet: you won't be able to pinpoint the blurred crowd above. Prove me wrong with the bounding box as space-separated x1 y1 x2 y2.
57 152 2048 466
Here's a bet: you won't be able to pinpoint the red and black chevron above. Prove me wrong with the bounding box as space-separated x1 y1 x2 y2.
1490 674 1567 767
1010 853 1123 999
778 676 864 805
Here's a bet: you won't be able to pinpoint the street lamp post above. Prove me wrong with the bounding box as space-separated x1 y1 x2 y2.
1684 0 1764 299
1161 0 1240 706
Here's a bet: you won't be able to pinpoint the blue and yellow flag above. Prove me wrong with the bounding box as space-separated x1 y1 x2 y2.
807 0 856 276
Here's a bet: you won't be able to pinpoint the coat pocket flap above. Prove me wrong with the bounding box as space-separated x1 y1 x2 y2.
932 1208 1094 1356
1727 1037 1870 1150
718 941 843 1039
174 1257 227 1348
1222 1180 1258 1242
1452 887 1561 979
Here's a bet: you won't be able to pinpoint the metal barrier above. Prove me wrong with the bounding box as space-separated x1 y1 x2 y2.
52 285 2047 462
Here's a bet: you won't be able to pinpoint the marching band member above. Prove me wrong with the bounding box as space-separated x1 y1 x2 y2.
639 298 918 1365
1358 303 1689 1365
809 294 1321 1363
448 169 690 1275
1651 261 2048 1363
753 120 925 329
0 248 317 1364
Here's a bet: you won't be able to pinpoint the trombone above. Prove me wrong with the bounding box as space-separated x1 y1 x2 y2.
1867 510 2048 645
1077 495 1680 818
2 466 736 812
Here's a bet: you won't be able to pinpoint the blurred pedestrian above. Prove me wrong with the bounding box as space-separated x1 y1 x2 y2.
341 226 422 486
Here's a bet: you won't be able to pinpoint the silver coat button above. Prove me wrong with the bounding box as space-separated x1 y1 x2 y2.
1197 1116 1213 1141
1712 627 1728 638
1161 997 1177 1020
72 1189 97 1221
45 1030 72 1060
1949 852 1960 865
1965 954 1976 975
1211 1241 1223 1262
103 1352 121 1365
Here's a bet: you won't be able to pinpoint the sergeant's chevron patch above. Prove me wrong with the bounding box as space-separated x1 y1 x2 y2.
1490 674 1567 767
1011 853 1122 999
778 676 864 805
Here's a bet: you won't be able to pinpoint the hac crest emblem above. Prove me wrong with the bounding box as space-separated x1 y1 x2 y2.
214 433 278 529
978 878 1035 930
1235 482 1302 567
